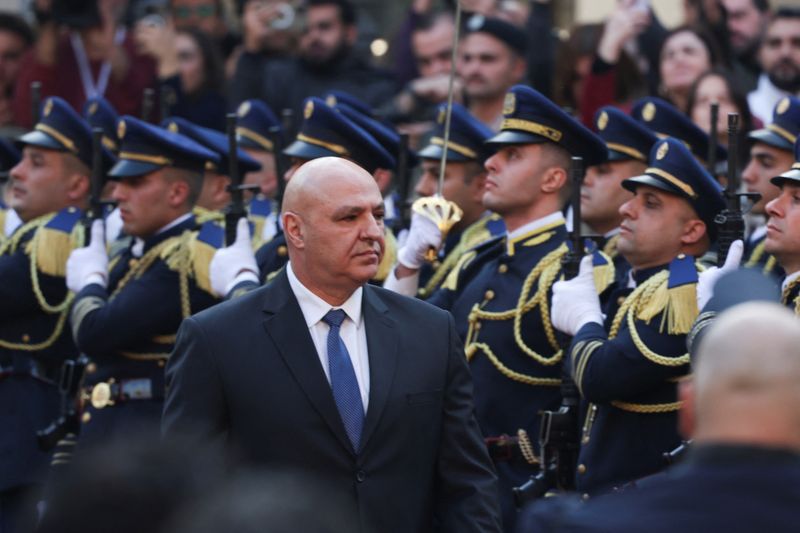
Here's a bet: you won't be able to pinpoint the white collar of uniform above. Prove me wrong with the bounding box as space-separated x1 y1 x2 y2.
131 212 193 258
782 270 800 293
286 261 363 329
604 227 621 239
506 211 565 242
4 208 21 237
749 224 767 243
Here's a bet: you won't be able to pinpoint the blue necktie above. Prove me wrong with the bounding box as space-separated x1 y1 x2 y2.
323 309 364 451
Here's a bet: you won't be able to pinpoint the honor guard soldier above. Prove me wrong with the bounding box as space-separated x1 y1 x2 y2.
383 102 505 299
742 96 800 276
632 97 728 171
764 137 800 312
210 96 396 298
0 96 105 531
66 116 222 446
551 137 726 496
235 99 282 245
583 106 659 285
0 138 22 240
389 85 608 529
162 117 262 219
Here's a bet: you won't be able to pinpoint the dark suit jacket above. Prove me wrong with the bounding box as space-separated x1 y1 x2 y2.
163 270 502 533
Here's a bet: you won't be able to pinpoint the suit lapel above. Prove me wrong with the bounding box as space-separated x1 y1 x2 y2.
360 286 398 452
261 271 353 454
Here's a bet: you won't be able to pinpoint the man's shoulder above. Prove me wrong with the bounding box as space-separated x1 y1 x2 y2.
190 282 269 329
366 284 451 322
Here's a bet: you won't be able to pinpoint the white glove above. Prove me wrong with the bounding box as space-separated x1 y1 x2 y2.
397 212 442 270
696 239 744 310
66 219 108 292
210 218 259 297
551 255 603 336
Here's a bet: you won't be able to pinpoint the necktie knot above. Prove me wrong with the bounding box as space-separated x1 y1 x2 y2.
323 308 346 328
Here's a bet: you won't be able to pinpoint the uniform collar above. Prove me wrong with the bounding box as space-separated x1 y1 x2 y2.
131 212 194 257
782 269 800 293
286 261 363 329
505 211 565 256
631 262 669 287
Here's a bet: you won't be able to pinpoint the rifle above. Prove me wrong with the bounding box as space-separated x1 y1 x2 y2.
513 157 585 507
714 114 760 266
30 81 42 125
395 132 412 232
225 113 247 245
141 88 155 122
707 102 719 175
271 107 294 212
36 128 107 452
160 85 172 122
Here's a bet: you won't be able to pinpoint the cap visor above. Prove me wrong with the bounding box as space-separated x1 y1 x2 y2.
607 149 638 162
622 174 689 199
108 159 161 179
485 130 548 146
283 140 340 161
417 145 470 162
771 169 800 187
748 129 794 152
16 130 67 152
237 136 268 152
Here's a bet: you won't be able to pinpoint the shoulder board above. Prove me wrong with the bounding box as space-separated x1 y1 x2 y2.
634 255 699 335
30 207 84 277
248 197 273 218
485 214 506 237
374 228 397 282
592 249 615 294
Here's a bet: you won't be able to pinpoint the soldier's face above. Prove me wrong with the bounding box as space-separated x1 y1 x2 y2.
9 147 86 222
242 148 277 198
617 185 703 270
581 160 640 235
483 143 556 223
765 183 800 271
742 143 793 215
112 169 187 238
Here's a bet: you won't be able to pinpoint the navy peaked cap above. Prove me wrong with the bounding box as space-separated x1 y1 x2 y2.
623 137 725 240
464 14 527 56
236 99 281 152
109 115 219 178
284 97 395 173
594 106 659 163
83 97 120 153
419 102 494 162
487 85 607 165
163 117 262 174
632 97 727 164
749 95 800 152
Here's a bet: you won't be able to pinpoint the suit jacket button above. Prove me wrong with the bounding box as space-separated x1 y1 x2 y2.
356 470 366 483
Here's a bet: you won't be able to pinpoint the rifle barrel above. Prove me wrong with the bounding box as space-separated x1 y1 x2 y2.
225 113 243 245
707 102 719 175
30 81 41 125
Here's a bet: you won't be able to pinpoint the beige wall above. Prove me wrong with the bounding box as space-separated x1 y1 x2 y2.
576 0 685 28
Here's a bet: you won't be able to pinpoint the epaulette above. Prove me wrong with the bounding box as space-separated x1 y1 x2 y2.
607 255 700 367
249 197 272 217
440 234 505 292
24 207 83 277
193 206 224 225
185 221 225 296
373 228 397 282
565 239 615 294
157 229 216 318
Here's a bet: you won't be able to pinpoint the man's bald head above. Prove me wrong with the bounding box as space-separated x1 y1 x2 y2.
281 157 385 306
686 302 800 450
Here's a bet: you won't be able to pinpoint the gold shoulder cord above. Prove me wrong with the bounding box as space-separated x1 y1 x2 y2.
781 277 800 315
0 215 84 351
421 220 489 296
464 244 566 387
745 239 777 275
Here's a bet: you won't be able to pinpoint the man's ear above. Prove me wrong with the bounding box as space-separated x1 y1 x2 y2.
167 178 191 208
66 173 90 203
540 166 567 194
678 380 696 439
681 218 707 246
283 211 305 249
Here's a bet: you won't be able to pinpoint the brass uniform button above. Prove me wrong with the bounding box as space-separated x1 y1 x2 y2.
129 259 139 269
85 363 97 374
582 493 590 502
277 245 288 257
617 296 626 306
82 412 92 424
157 360 165 368
21 334 30 343
577 464 587 474
498 264 508 274
484 290 495 301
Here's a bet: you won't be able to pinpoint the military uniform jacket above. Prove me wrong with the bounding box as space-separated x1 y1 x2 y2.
71 215 219 440
745 230 784 279
0 206 83 490
570 263 693 495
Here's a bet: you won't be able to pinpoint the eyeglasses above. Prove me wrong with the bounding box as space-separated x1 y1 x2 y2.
172 3 217 19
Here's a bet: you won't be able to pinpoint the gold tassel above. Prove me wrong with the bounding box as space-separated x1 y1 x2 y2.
637 273 698 335
593 263 613 294
33 226 74 277
189 237 217 295
373 228 397 282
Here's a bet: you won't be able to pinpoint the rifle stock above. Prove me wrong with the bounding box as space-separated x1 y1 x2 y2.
225 113 246 245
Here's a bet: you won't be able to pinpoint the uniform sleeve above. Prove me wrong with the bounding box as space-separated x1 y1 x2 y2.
0 249 67 321
162 316 228 442
569 318 688 403
435 312 503 533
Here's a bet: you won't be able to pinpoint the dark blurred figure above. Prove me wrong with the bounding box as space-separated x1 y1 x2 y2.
167 470 360 533
36 435 224 533
0 14 32 130
687 68 754 148
136 20 227 130
230 0 395 130
721 0 771 91
748 8 800 124
518 301 800 533
13 0 156 128
168 0 238 66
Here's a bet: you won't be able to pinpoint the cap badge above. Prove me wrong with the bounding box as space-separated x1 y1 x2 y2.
43 98 53 117
777 97 790 115
467 14 485 31
88 102 98 116
237 101 251 118
117 120 126 140
642 102 656 122
325 95 337 107
304 100 314 119
502 92 516 116
597 111 609 131
656 141 669 160
167 122 179 133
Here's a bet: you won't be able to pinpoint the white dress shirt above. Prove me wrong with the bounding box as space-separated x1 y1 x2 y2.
287 262 370 412
748 74 793 125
